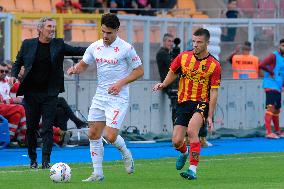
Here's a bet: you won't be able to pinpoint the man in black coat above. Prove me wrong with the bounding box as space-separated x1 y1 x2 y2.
10 17 86 169
156 33 178 124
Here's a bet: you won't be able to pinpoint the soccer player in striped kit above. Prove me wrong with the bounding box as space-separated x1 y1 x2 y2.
153 28 221 180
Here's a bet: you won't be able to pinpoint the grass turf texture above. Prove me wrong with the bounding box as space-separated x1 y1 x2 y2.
0 152 284 189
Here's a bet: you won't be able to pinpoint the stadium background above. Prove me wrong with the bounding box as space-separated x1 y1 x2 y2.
0 0 284 142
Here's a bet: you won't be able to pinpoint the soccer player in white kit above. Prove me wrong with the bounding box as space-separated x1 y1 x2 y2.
67 13 144 182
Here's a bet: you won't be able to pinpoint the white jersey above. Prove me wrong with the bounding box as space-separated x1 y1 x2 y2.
0 77 11 101
83 36 142 102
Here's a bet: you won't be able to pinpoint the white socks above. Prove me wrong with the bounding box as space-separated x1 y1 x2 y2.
189 165 197 174
89 138 104 176
112 135 129 157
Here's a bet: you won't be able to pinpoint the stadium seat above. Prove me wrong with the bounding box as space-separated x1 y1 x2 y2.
71 29 85 42
22 28 33 40
34 0 52 12
15 0 34 12
84 27 99 42
192 14 209 18
150 26 161 43
175 0 202 17
0 0 20 12
256 0 275 18
237 0 255 18
118 26 127 41
133 27 144 43
281 0 284 17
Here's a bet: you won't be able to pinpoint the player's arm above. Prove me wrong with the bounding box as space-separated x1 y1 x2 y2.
153 52 181 91
67 59 89 75
10 40 26 85
108 65 144 95
153 70 178 91
207 61 221 132
207 88 218 132
120 65 144 85
259 53 276 76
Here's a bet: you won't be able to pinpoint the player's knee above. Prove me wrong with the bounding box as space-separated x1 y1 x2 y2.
172 136 183 148
104 133 117 143
88 129 101 140
266 105 277 114
187 128 198 139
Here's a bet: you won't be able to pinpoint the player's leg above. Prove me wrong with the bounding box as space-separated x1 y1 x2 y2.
265 91 280 139
172 125 188 170
199 123 213 147
271 91 284 137
173 102 190 170
83 98 106 182
180 102 208 180
104 101 134 174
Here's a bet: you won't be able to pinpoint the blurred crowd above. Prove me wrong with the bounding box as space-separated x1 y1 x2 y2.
57 0 177 16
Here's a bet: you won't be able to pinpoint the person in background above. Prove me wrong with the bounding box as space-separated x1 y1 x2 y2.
54 97 87 131
221 0 239 42
231 41 259 79
9 16 86 169
259 38 284 139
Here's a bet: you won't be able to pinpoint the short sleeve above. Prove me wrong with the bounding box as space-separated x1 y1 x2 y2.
169 54 182 73
210 62 222 88
125 46 142 69
82 44 95 65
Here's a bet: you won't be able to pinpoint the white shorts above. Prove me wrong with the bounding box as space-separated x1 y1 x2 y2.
88 97 129 129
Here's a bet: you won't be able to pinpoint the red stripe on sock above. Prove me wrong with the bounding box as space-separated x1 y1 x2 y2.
189 142 201 166
176 142 187 153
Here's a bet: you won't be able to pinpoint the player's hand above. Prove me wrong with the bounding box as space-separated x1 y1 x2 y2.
152 83 165 91
207 117 214 133
18 66 25 80
108 81 123 95
13 97 23 104
8 77 16 86
67 66 76 75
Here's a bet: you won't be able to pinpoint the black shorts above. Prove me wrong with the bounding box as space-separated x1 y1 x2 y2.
174 101 209 127
266 90 281 109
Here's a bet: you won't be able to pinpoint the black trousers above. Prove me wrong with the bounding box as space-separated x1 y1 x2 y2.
24 93 58 163
54 97 85 131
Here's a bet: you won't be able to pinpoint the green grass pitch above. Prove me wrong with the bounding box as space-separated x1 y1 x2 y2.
0 152 284 189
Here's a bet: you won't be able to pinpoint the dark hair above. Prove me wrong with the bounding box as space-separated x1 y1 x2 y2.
242 41 251 51
280 39 284 44
101 13 120 29
193 28 210 41
0 6 3 11
0 62 7 67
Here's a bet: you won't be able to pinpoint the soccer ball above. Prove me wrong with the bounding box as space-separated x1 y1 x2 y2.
49 162 72 183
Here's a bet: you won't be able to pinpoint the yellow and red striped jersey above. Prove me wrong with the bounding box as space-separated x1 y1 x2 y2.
170 51 221 103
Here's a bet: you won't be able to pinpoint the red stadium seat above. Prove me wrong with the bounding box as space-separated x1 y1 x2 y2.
15 0 34 12
237 0 255 18
0 0 20 12
256 0 276 18
34 0 52 12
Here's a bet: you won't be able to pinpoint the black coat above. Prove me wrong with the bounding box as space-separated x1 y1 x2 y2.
11 38 86 96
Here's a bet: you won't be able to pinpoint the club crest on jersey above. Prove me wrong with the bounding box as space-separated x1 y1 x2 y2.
202 65 206 71
114 47 119 52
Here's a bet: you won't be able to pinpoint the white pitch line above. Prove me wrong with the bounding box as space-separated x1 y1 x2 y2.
0 153 284 174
